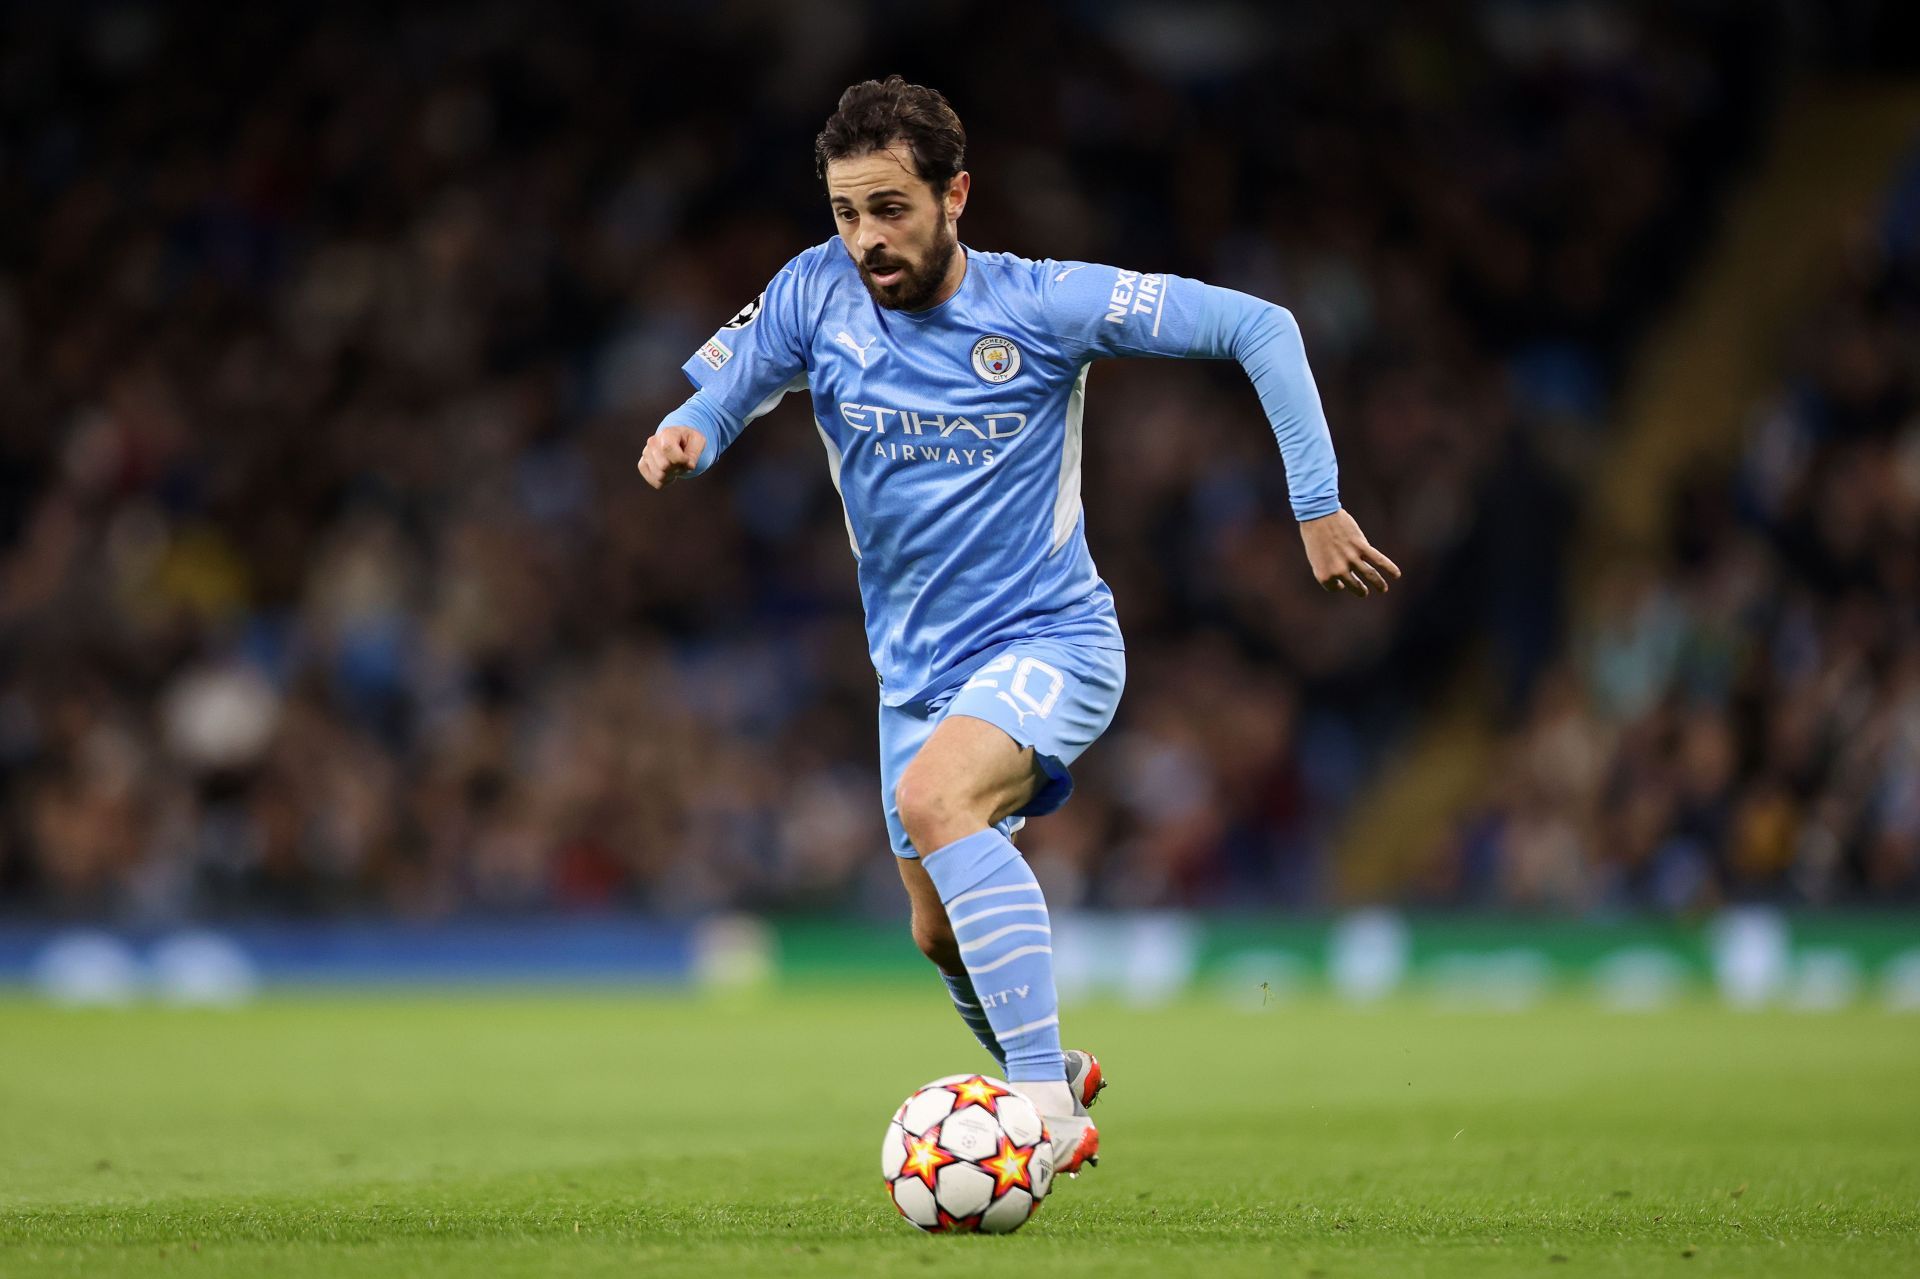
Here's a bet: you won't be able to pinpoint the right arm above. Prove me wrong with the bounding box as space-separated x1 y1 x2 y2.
637 422 708 489
640 254 811 489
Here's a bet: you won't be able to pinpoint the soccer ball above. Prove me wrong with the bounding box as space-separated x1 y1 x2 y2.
880 1074 1055 1233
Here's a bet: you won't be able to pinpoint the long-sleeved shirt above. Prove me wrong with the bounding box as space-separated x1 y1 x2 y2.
662 238 1341 707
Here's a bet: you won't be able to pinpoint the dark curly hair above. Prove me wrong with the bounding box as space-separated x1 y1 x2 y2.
815 76 966 193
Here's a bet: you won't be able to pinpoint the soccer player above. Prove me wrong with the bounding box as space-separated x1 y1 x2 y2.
640 77 1398 1176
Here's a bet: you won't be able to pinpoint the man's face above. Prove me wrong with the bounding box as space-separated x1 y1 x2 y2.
826 144 968 311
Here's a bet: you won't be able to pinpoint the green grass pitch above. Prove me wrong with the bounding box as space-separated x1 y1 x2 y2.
2 990 1916 1277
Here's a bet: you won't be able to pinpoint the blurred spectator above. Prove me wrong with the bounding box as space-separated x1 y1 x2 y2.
1431 145 1920 910
0 2 1778 920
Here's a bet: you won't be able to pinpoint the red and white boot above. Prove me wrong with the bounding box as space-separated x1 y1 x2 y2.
1043 1111 1100 1176
1064 1049 1107 1111
1028 1050 1105 1177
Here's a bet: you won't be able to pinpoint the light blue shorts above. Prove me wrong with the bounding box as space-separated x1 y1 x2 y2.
879 638 1126 859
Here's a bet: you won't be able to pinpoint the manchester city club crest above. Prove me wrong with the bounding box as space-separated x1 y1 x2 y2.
971 335 1021 384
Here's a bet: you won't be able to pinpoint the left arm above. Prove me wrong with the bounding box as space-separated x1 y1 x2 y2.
1045 265 1400 596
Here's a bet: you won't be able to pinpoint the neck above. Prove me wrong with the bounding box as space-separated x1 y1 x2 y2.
913 241 967 312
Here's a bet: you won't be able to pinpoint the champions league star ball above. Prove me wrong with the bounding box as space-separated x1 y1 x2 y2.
881 1074 1055 1234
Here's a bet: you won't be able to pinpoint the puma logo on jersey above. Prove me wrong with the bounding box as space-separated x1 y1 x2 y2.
834 330 879 368
1052 264 1089 282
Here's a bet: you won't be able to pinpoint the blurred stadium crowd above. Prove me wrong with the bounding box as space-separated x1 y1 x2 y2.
0 0 1876 922
1429 151 1920 910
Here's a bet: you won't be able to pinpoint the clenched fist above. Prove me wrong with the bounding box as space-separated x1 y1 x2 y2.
1300 509 1401 598
638 426 708 489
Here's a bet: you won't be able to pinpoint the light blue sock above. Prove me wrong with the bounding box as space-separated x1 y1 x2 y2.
941 971 1006 1069
920 829 1064 1083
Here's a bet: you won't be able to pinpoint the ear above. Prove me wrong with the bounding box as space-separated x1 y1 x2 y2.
945 171 970 222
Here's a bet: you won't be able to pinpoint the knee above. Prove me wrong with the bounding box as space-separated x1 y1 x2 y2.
911 907 962 973
894 768 970 856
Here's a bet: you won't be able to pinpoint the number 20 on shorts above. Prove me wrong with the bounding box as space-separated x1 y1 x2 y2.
964 654 1065 725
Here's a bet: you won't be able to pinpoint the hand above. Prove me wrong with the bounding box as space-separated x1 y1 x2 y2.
638 426 707 489
1300 509 1401 598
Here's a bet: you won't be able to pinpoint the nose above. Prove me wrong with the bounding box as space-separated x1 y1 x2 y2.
854 217 887 257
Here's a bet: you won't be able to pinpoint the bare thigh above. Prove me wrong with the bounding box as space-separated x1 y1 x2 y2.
894 712 1047 856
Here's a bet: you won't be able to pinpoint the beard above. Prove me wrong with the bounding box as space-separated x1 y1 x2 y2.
858 220 959 311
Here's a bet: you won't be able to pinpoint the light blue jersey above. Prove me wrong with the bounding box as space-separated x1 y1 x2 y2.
664 238 1339 707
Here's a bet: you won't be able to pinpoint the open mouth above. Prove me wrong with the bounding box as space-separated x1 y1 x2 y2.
867 263 905 288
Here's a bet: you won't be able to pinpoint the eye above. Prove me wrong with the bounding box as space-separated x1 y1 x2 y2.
835 208 857 223
881 206 904 218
